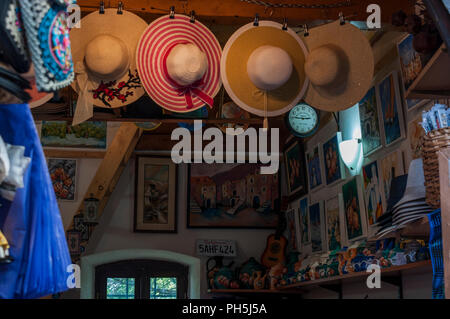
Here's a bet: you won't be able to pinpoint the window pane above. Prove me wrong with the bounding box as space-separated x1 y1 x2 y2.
106 278 135 299
149 277 177 299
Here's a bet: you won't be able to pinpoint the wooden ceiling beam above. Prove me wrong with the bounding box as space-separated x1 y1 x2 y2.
77 0 414 25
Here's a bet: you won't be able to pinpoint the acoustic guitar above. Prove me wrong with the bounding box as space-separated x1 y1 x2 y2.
261 197 289 268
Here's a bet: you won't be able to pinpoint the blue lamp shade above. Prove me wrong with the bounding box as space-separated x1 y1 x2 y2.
339 138 362 173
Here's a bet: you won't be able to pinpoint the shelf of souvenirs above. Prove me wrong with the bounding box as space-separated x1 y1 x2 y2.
406 43 450 99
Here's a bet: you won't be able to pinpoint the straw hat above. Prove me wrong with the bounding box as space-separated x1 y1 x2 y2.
70 9 147 124
136 14 222 113
303 20 374 112
220 21 309 118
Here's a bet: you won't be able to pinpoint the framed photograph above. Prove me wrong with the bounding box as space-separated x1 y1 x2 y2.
325 194 345 252
134 156 177 233
47 158 77 201
359 87 382 156
342 177 366 242
362 161 385 226
67 231 81 255
284 139 308 200
377 71 406 146
298 196 310 247
397 34 423 93
285 209 299 252
41 121 107 149
187 163 280 228
322 133 345 186
309 201 325 253
306 145 324 192
380 151 405 204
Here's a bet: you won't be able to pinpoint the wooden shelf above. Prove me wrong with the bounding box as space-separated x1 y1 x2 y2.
208 289 301 295
406 44 450 99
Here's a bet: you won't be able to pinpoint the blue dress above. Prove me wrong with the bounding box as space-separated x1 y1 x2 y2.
0 104 71 299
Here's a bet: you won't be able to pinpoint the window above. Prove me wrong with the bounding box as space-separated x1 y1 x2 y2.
95 260 188 299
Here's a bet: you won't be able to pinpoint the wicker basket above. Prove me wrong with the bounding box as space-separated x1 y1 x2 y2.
422 127 450 209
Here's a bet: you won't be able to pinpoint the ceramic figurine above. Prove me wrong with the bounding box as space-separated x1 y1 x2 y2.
252 270 267 290
239 257 266 289
207 256 234 289
268 263 284 289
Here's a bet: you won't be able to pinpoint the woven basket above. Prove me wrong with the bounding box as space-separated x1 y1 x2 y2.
422 127 450 209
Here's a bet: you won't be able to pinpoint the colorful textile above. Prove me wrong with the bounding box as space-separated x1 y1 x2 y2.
428 209 445 299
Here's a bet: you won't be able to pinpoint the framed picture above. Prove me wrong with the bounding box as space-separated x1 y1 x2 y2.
309 201 325 253
134 156 177 233
342 177 366 242
187 163 280 228
285 209 299 252
377 71 405 146
67 231 81 255
322 133 345 186
362 161 385 226
41 121 107 149
298 196 310 247
380 150 405 204
397 34 423 93
284 139 308 200
408 113 426 160
306 145 324 192
47 158 77 201
325 194 344 252
359 87 382 156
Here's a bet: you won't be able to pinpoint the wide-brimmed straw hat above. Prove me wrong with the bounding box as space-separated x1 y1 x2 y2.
220 20 309 118
136 14 222 113
70 9 147 125
303 20 374 112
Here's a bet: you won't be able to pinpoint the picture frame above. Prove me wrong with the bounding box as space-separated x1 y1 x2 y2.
324 194 345 252
359 86 383 156
309 201 325 253
67 231 81 255
298 196 310 248
306 144 325 192
284 139 308 200
187 163 280 229
41 121 107 149
376 71 406 147
47 158 77 201
362 161 385 226
322 133 346 186
134 156 177 233
380 150 405 205
397 34 423 94
407 112 426 161
342 177 367 242
285 208 299 252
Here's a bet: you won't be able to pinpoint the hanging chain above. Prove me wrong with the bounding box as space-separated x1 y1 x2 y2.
239 0 352 9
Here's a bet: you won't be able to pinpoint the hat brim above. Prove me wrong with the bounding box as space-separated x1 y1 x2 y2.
137 15 222 113
70 9 147 108
26 78 53 109
304 21 374 112
221 21 309 117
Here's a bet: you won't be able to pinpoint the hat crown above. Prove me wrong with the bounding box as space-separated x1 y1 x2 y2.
84 34 130 81
166 44 208 87
246 45 293 91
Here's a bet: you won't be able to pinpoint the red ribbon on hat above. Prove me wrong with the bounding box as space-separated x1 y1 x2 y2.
162 41 214 110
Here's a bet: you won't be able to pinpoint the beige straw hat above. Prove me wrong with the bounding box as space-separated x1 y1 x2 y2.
69 9 147 125
221 21 309 118
303 20 374 112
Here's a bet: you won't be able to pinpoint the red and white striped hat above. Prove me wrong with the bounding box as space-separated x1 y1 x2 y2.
136 14 222 113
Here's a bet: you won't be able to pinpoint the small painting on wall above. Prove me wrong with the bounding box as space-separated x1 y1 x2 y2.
309 201 324 253
284 139 308 200
359 87 382 155
380 151 405 203
322 134 345 186
398 34 423 92
408 114 426 160
188 163 280 228
48 158 77 201
299 196 310 246
134 157 177 233
286 209 298 252
325 195 343 252
342 178 365 241
41 121 107 149
306 145 324 192
363 161 384 225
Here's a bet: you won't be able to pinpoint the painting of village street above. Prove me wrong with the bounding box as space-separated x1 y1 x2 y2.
188 163 280 228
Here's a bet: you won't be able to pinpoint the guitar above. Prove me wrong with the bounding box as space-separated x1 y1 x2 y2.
261 197 289 268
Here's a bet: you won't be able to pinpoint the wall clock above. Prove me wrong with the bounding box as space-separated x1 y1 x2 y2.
285 103 319 138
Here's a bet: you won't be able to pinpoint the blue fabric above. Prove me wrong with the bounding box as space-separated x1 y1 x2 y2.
0 104 71 299
428 209 445 299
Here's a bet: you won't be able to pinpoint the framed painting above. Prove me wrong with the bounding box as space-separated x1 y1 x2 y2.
187 163 280 228
408 113 426 160
285 209 299 252
359 87 382 156
397 34 423 92
41 121 107 149
342 177 366 242
67 231 81 255
134 157 177 233
362 161 385 226
380 150 405 203
284 139 308 200
377 71 405 146
309 201 325 253
298 196 310 247
47 158 77 201
325 194 344 252
306 145 324 192
322 133 345 186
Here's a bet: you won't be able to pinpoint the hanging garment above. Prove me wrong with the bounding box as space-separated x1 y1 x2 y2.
0 103 71 299
428 209 445 299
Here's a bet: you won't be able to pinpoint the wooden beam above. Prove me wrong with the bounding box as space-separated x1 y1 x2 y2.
44 149 106 159
77 0 413 24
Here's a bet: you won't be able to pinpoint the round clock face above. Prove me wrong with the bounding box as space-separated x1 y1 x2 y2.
287 103 319 137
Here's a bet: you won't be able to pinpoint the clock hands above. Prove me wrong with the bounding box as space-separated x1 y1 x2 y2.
292 116 311 120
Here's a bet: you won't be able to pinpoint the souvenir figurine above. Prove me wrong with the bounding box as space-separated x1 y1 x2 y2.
206 256 234 289
238 257 266 289
268 263 284 290
252 270 267 290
